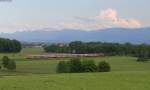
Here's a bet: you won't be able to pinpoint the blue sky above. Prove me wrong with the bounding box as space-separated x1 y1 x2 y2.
0 0 150 33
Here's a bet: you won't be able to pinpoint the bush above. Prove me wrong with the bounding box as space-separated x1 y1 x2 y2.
98 61 111 72
6 60 16 71
68 58 83 73
137 57 148 62
2 56 10 68
2 56 16 71
82 60 97 72
56 61 70 73
56 58 111 73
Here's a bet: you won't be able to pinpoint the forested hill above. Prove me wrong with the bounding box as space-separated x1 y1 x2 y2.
0 27 150 44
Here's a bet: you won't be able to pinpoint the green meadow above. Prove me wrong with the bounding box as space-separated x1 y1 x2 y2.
0 47 150 90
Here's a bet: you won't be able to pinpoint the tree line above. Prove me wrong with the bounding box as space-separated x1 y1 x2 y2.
43 41 150 58
0 38 22 53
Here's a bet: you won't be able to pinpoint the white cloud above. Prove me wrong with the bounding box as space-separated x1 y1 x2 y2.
61 8 142 30
0 9 142 33
0 22 60 33
97 8 118 21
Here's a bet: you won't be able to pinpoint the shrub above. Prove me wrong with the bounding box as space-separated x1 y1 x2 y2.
56 58 112 73
68 58 83 73
6 60 16 71
98 61 111 72
2 56 16 71
2 56 10 68
137 57 148 62
56 61 70 73
82 60 97 72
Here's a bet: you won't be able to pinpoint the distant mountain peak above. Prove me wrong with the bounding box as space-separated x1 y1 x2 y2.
0 27 150 44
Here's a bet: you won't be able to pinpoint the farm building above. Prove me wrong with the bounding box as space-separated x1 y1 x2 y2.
26 53 105 59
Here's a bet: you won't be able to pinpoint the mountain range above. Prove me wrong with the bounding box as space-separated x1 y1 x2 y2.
0 27 150 44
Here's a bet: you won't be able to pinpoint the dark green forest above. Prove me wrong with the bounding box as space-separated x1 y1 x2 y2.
0 38 22 53
43 41 150 58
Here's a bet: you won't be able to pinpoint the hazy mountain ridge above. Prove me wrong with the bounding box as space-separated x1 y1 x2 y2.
0 27 150 44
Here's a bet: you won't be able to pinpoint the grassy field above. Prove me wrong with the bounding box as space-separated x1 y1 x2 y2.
0 47 45 59
0 47 150 90
0 72 150 90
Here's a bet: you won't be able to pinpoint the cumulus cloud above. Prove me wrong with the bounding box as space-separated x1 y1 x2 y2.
98 9 141 28
97 8 118 21
61 8 142 30
0 9 142 33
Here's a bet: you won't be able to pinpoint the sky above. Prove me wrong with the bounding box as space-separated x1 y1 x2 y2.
0 0 150 33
